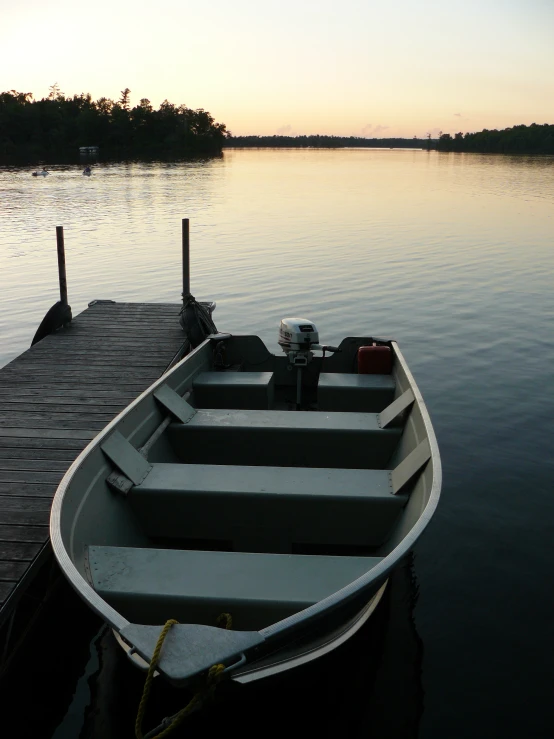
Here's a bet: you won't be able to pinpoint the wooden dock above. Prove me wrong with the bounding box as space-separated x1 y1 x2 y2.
0 300 186 664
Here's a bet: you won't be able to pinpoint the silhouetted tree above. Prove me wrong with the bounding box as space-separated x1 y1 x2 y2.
119 88 131 111
0 88 228 159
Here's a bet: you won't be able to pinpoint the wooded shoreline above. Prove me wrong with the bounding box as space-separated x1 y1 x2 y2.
1 90 552 161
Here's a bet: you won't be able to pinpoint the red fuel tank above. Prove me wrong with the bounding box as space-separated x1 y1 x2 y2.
357 344 393 374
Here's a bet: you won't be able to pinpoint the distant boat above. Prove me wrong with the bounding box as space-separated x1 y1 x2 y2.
32 168 48 177
83 167 92 176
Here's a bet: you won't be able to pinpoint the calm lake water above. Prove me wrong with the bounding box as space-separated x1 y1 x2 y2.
1 149 553 738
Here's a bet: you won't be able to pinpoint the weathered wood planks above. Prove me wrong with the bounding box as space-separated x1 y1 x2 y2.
0 301 185 619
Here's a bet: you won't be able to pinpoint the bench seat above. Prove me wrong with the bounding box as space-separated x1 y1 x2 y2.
318 373 395 412
129 463 406 548
88 545 383 630
193 371 274 410
168 408 401 469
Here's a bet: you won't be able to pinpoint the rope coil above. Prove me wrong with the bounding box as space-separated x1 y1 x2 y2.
179 295 218 348
135 617 230 739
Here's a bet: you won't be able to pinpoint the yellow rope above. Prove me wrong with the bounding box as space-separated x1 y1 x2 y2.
215 612 232 630
135 617 230 739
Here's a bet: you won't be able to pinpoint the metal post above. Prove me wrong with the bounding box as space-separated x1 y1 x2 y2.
56 226 68 305
182 218 190 302
296 367 302 409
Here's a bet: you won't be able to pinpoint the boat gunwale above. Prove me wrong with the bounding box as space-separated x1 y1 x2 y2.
232 580 388 683
49 335 442 660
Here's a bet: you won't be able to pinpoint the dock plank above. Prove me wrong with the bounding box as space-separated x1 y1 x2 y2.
0 497 54 512
0 542 43 560
0 526 49 543
28 339 182 351
43 323 183 335
0 367 166 379
0 382 150 392
0 428 96 439
0 483 57 497
0 448 80 461
0 301 186 625
0 510 49 526
0 582 14 604
0 417 113 431
0 436 89 450
14 356 172 369
0 470 67 484
0 389 140 400
0 400 133 411
20 348 177 361
0 459 71 473
0 403 124 416
0 561 29 581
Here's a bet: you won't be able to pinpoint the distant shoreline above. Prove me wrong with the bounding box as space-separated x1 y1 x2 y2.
436 123 554 155
224 135 431 149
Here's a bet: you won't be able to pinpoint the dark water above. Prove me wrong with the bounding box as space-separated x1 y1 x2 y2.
2 561 422 739
1 149 553 737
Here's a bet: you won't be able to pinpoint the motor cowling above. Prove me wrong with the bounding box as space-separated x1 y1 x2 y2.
278 317 341 368
278 318 319 353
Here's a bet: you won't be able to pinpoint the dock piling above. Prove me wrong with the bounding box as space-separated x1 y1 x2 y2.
182 218 190 303
30 226 72 345
56 226 68 306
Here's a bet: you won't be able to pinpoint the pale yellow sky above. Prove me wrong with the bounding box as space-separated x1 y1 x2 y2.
2 0 553 137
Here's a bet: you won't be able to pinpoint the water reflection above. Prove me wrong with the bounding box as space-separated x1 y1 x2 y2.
1 558 422 739
1 150 553 370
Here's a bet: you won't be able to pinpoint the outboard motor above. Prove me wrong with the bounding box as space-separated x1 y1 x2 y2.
278 318 340 406
278 318 320 366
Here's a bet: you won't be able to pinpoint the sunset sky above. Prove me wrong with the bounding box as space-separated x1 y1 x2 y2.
2 0 553 138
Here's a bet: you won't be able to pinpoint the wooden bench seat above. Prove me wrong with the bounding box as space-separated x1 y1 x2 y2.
88 545 383 630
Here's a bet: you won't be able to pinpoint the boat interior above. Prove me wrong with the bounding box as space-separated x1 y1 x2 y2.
68 335 432 636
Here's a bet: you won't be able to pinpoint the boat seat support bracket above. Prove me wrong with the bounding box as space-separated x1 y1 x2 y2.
106 470 134 495
101 431 152 486
153 384 197 424
378 389 415 429
390 438 431 494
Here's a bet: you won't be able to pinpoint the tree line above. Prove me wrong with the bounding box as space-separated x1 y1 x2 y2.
437 124 554 154
7 88 549 159
225 135 429 148
0 86 228 160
